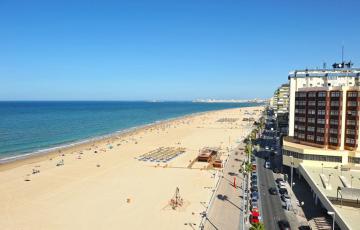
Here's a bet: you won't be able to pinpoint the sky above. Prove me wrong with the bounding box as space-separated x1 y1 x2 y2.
1 0 360 101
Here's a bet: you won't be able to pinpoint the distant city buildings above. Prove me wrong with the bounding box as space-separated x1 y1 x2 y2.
270 83 290 135
192 98 268 103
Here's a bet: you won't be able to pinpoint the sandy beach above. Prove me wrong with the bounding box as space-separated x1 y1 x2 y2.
0 106 263 230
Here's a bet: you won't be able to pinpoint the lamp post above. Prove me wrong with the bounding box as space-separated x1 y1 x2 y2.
351 175 354 188
321 163 324 174
327 211 335 230
328 173 333 187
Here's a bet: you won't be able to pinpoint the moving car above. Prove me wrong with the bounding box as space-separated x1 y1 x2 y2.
278 220 291 230
269 187 277 195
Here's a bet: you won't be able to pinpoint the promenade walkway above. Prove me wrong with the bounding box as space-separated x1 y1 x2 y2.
203 145 246 230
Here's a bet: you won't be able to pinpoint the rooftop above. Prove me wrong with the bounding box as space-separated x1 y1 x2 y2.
289 67 360 78
300 164 360 230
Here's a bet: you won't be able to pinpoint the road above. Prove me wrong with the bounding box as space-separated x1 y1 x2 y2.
255 112 288 229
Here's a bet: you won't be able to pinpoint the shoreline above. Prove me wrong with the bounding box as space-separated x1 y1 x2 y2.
0 105 264 230
0 106 255 170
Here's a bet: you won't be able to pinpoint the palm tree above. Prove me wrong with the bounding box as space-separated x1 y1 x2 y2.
249 222 265 230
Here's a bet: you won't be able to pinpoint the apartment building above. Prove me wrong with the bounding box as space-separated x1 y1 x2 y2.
271 84 290 135
283 64 360 168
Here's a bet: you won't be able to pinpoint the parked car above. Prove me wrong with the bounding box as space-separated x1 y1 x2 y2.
278 181 286 187
279 188 288 195
251 175 257 180
278 220 291 230
251 192 259 200
250 211 260 224
251 186 258 192
273 168 281 174
265 161 271 169
279 184 287 190
281 194 291 202
250 201 258 210
269 187 277 195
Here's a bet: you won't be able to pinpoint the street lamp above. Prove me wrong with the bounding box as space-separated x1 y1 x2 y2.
351 175 354 188
328 173 333 187
327 211 335 230
321 163 324 174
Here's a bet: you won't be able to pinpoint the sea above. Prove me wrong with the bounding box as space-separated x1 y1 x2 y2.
0 101 261 162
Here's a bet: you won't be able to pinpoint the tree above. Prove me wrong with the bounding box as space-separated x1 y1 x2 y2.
249 222 265 230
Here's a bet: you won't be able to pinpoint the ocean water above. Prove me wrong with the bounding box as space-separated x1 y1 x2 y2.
0 101 261 161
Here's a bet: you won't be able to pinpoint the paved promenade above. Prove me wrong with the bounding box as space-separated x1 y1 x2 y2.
203 145 246 230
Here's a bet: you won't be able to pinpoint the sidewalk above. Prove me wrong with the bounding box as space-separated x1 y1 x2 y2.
273 173 309 229
202 145 246 230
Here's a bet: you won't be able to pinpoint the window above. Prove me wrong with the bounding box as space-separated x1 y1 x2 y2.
349 157 360 164
348 101 357 107
347 110 357 116
318 119 326 124
317 110 325 115
331 91 340 97
298 126 305 131
348 92 358 97
318 92 327 97
316 136 324 142
330 110 339 116
347 120 356 126
308 109 316 115
346 138 356 144
318 101 326 106
331 101 339 106
329 128 338 134
329 137 338 144
283 150 341 163
308 118 315 123
298 133 305 139
297 92 307 97
307 126 315 132
317 128 325 133
346 129 356 135
308 92 316 97
330 119 338 125
308 101 316 106
307 135 314 140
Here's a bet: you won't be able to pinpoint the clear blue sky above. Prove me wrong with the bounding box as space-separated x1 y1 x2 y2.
1 0 359 101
